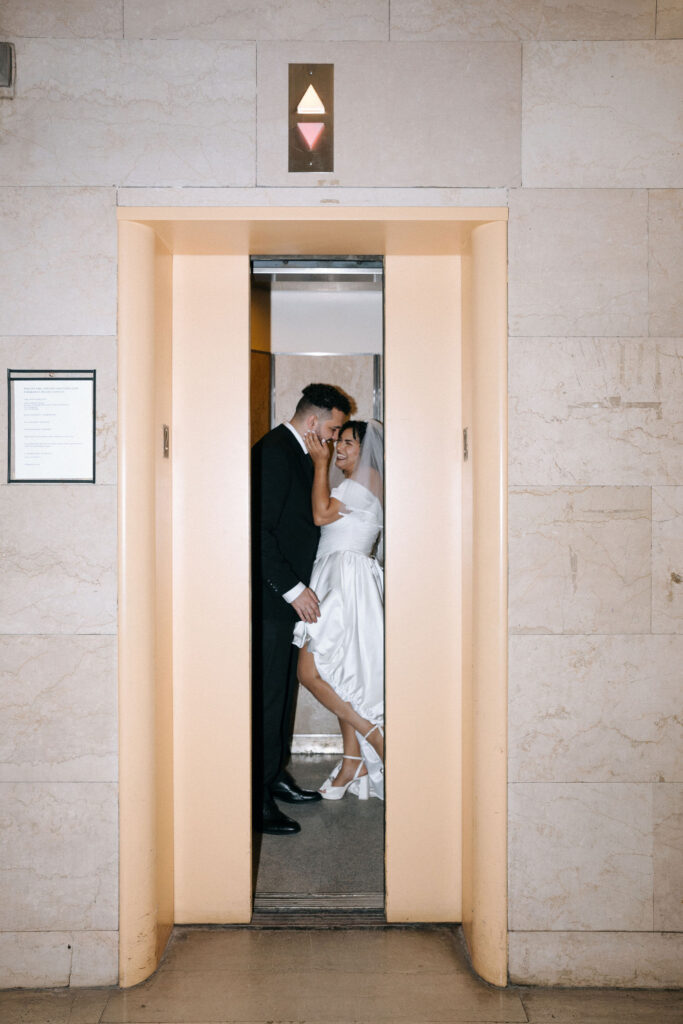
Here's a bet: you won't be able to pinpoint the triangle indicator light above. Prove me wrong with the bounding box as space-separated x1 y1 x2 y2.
297 84 326 115
297 121 325 151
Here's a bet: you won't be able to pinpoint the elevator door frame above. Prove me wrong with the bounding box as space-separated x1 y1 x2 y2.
117 207 508 988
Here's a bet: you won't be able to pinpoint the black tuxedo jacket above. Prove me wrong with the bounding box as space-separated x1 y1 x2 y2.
251 424 320 623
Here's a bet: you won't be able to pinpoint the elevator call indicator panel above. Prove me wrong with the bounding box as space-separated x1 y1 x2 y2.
289 64 334 173
7 369 96 483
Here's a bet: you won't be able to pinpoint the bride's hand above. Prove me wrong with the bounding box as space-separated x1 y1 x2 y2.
305 431 332 466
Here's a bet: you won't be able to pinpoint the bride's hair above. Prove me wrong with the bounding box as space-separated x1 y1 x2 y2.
341 420 367 444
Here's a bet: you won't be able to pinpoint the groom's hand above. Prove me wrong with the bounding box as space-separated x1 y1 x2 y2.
292 587 320 623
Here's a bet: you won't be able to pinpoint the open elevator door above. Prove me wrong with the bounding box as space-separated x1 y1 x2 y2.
249 257 386 921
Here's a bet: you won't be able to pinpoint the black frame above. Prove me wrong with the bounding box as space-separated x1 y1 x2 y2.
7 369 97 483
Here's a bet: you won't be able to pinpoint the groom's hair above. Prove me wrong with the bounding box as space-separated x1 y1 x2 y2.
295 383 351 418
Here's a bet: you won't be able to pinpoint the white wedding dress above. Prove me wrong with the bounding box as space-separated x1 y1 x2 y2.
293 476 384 799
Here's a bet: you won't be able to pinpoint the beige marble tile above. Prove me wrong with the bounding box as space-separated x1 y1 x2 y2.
0 931 117 990
0 188 116 337
159 925 468 975
654 783 683 930
0 635 117 783
0 336 117 485
657 0 683 37
508 190 648 337
509 635 683 783
523 42 683 188
0 40 255 186
0 987 110 1023
391 1 655 40
102 966 527 1022
509 486 651 634
649 190 683 336
257 42 521 187
509 337 683 486
117 185 510 206
509 783 653 930
509 930 683 987
124 0 389 40
522 987 683 1021
0 485 117 634
652 486 683 633
0 1 122 38
0 932 73 988
70 932 118 987
0 782 117 931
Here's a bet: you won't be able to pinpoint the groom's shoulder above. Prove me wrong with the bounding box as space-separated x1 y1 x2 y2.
253 424 293 459
260 423 288 446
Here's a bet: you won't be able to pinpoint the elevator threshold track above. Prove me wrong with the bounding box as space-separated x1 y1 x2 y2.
251 891 385 927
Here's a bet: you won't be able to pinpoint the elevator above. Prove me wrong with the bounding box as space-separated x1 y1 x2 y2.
117 207 508 988
249 256 386 914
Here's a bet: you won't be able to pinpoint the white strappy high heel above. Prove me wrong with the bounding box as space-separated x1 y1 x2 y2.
318 755 370 801
359 724 384 800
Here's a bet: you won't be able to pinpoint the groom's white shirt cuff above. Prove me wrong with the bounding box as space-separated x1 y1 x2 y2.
282 422 308 604
283 581 306 603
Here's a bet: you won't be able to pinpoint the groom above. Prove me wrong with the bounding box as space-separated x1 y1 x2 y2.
252 383 351 835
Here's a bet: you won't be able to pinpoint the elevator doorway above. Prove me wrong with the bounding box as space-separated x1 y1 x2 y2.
117 207 508 988
250 257 385 918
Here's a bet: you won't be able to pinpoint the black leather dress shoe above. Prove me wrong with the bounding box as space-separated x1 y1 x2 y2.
256 793 301 835
271 770 323 804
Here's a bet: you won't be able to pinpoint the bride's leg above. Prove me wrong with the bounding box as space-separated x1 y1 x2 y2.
298 648 384 761
332 719 367 788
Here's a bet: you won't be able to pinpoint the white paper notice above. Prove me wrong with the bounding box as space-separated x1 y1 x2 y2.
13 379 94 480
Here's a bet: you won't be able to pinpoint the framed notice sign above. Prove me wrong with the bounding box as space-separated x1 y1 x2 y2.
8 370 96 483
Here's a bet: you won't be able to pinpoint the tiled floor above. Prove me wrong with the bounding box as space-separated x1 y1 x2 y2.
2 926 683 1023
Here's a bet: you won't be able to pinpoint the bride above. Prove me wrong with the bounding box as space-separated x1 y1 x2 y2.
293 419 385 800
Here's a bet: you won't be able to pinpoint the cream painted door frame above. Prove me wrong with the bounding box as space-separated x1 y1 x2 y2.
117 208 508 988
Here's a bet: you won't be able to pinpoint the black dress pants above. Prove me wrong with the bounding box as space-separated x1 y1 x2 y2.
252 614 300 795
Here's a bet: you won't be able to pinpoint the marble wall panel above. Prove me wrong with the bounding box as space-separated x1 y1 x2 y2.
0 782 117 931
0 932 73 989
509 635 683 783
654 784 683 930
391 1 655 40
657 1 683 37
509 338 683 486
509 486 651 634
649 191 683 336
124 0 388 40
0 1 122 38
257 42 521 187
509 931 683 987
0 636 117 783
0 486 117 635
0 337 117 485
508 190 648 337
652 487 683 633
509 783 653 930
0 931 117 988
523 42 683 188
0 40 255 187
70 931 118 986
116 186 510 206
0 188 116 337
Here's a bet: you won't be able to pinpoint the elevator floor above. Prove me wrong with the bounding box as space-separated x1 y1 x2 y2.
254 754 384 907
